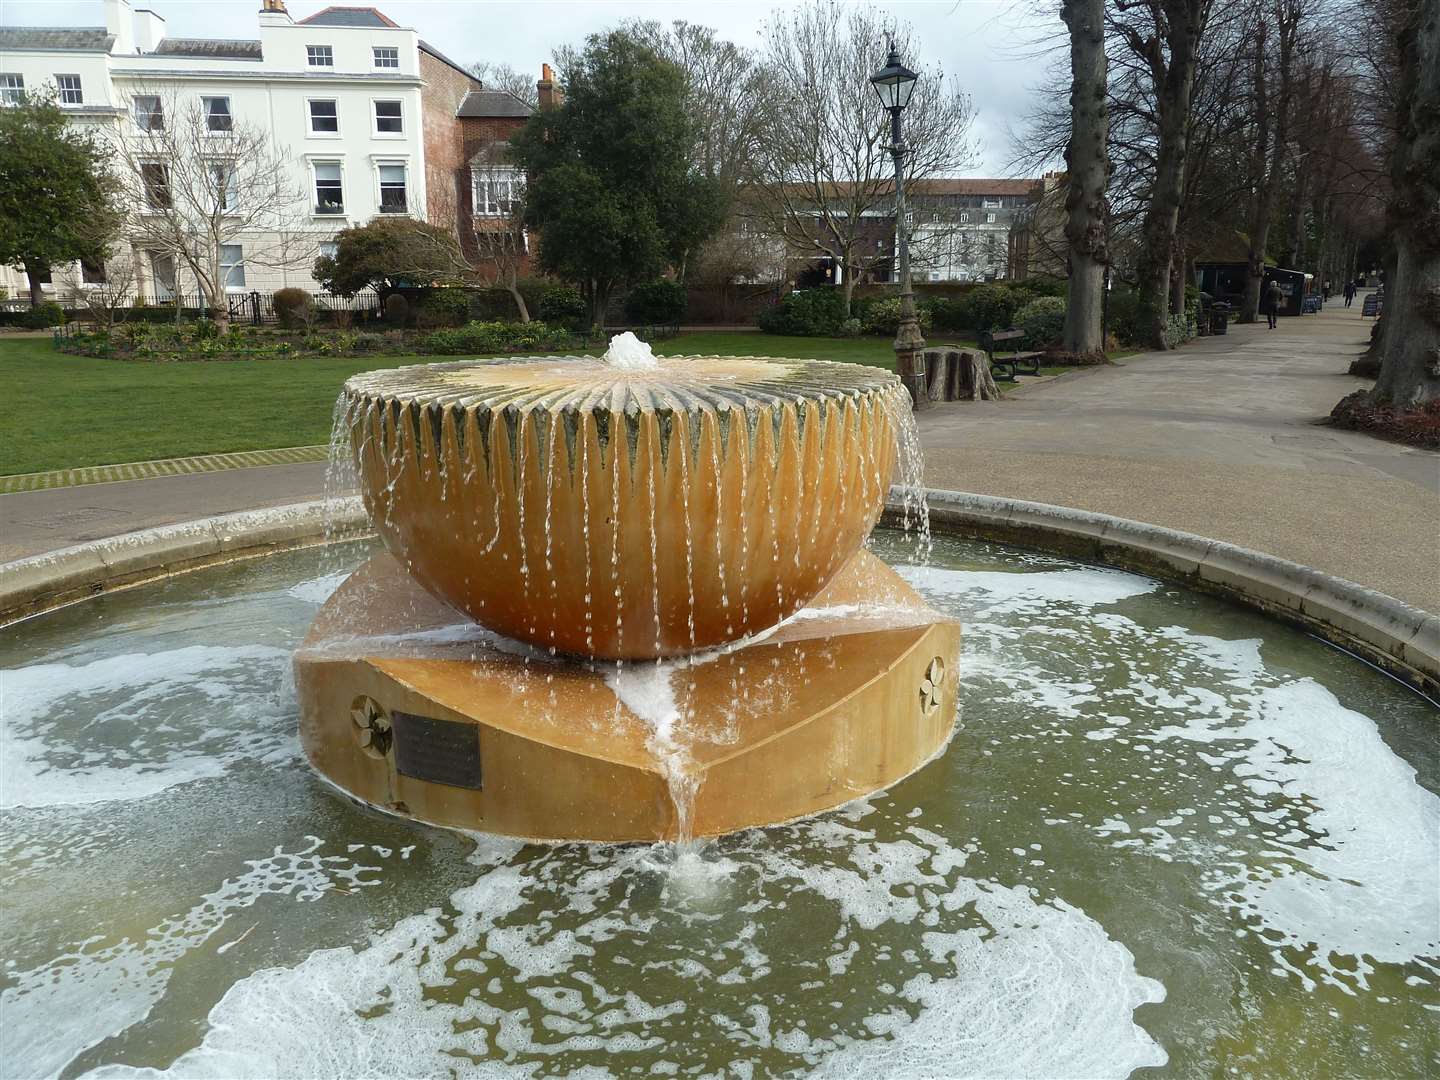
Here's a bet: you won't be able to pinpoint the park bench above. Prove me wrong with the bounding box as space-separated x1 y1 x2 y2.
979 327 1041 381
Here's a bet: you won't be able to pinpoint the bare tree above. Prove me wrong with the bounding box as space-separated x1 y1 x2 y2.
468 61 539 108
748 0 978 314
106 89 312 332
1061 0 1111 355
56 249 136 329
467 149 532 321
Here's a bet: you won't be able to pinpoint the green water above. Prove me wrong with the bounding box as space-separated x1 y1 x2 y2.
1 535 1435 1078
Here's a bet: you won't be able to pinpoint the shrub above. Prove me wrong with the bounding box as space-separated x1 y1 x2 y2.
1162 313 1191 350
383 293 410 327
1106 289 1141 346
858 296 933 336
962 284 1022 334
537 285 587 327
756 288 847 336
273 287 312 329
1012 276 1067 299
922 295 968 332
1015 296 1066 350
17 302 66 329
624 279 687 325
419 288 470 329
839 317 862 338
418 319 573 356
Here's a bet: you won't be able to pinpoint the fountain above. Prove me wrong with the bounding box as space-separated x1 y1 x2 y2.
294 337 959 841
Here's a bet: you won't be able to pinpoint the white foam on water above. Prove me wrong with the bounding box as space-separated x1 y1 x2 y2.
6 838 384 1080
80 818 1167 1079
601 331 660 371
1 644 294 809
899 566 1160 615
1152 677 1440 988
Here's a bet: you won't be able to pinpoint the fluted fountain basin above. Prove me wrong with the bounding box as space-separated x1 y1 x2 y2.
342 355 908 659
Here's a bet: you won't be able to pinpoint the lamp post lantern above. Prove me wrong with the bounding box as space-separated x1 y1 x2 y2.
871 41 926 409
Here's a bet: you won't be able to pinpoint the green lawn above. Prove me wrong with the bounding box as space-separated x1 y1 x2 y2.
1 332 951 476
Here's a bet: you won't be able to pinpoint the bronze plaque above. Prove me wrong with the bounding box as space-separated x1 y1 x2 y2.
391 711 482 790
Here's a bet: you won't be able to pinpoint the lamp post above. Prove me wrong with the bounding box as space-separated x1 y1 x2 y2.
871 41 925 409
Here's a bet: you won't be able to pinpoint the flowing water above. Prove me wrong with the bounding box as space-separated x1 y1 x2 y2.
2 534 1436 1079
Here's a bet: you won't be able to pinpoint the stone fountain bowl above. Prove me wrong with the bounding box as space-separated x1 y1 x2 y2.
342 355 906 659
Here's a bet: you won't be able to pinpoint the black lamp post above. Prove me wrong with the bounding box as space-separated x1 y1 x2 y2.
871 41 925 408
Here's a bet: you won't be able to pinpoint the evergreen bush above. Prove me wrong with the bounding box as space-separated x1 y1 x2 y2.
624 280 687 325
858 297 933 336
272 287 312 329
961 284 1022 334
537 285 587 327
1015 296 1066 349
756 288 847 336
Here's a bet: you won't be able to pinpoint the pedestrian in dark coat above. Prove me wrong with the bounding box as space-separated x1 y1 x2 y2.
1344 280 1356 306
1265 280 1284 329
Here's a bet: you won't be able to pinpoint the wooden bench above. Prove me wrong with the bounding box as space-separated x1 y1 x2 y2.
980 327 1041 381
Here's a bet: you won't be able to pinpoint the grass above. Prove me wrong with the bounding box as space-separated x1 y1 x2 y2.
2 332 967 476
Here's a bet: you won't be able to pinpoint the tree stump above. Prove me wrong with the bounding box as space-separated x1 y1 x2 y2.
956 349 1001 400
924 349 951 401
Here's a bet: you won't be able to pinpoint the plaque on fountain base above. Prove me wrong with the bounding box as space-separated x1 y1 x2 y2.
295 551 960 842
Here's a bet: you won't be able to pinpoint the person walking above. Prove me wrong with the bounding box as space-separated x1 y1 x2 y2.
1264 280 1284 329
1344 279 1356 306
1322 280 1331 302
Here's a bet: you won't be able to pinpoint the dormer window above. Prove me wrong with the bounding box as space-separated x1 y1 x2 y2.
57 74 82 105
307 45 333 67
373 47 399 69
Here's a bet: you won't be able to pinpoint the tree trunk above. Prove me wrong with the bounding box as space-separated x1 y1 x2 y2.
1368 0 1440 407
840 268 856 318
23 259 46 308
1243 3 1298 322
1171 245 1189 316
1060 0 1109 358
1135 0 1202 349
506 269 531 323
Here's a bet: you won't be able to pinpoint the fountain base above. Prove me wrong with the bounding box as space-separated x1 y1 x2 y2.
295 551 959 842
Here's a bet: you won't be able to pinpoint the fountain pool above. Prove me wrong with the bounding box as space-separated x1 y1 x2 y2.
2 532 1436 1078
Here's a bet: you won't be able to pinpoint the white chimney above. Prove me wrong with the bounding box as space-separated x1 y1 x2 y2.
134 8 165 53
258 0 293 26
104 0 135 54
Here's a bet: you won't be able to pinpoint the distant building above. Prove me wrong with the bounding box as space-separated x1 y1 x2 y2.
0 0 544 303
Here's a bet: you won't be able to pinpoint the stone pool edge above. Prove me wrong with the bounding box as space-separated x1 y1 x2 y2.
0 490 1434 699
895 490 1438 700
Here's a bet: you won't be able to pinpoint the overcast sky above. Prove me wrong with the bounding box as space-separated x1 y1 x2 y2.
3 0 1058 174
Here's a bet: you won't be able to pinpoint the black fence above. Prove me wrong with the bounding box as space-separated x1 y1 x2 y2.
4 290 384 326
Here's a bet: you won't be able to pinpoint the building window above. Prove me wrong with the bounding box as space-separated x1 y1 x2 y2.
318 240 339 260
141 162 171 209
373 100 402 135
373 46 399 68
307 45 333 67
149 251 176 299
985 213 997 224
209 161 239 211
220 244 246 289
313 161 344 214
133 95 163 131
203 96 232 132
1 74 24 105
473 167 521 217
308 99 338 134
57 74 83 105
81 257 107 284
378 163 407 213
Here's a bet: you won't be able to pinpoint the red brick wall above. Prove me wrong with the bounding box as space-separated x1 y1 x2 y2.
460 114 535 280
418 50 482 230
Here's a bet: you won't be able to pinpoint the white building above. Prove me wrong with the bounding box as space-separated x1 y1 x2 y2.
0 0 443 305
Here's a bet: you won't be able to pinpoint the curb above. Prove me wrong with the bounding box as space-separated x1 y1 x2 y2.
0 497 367 625
888 490 1437 699
1 489 1434 700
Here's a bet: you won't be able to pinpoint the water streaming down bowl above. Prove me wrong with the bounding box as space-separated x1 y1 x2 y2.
295 338 957 841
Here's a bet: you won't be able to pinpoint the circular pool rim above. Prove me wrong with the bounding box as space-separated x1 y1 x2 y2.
2 489 1434 699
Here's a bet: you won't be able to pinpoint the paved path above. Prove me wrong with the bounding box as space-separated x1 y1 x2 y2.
3 296 1437 610
918 295 1440 611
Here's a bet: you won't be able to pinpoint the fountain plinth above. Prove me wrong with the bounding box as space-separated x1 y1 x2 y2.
296 349 960 842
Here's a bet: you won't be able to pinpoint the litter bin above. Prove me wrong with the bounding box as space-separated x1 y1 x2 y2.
1209 302 1231 335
